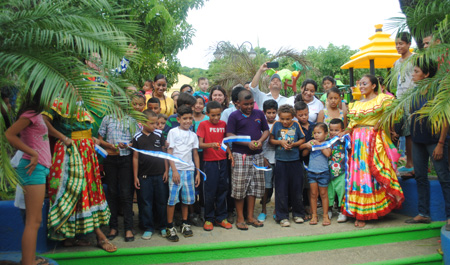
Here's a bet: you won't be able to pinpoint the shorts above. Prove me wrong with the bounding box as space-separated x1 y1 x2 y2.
307 171 330 187
231 153 265 200
398 107 411 137
16 159 49 186
264 163 275 189
167 169 195 206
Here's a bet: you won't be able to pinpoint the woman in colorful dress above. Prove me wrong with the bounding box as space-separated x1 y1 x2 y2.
339 74 404 228
43 100 117 252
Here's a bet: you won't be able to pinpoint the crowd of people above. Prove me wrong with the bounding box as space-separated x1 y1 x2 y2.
3 32 449 264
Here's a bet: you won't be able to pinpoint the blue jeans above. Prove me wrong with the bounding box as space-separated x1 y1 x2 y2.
412 141 450 219
203 159 228 222
136 174 168 232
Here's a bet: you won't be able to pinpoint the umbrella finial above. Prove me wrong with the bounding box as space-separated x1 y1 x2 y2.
375 24 383 32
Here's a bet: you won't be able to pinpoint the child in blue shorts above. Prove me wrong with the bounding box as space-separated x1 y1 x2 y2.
5 85 51 265
166 105 200 242
302 123 332 226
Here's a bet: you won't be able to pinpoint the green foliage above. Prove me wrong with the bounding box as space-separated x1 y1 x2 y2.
382 0 450 134
117 0 205 88
0 0 142 191
206 43 309 96
180 66 208 87
286 44 388 92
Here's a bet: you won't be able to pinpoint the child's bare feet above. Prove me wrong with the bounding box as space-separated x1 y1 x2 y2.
322 215 331 226
310 214 318 225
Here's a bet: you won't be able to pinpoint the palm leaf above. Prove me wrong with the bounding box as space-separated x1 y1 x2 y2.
0 0 144 191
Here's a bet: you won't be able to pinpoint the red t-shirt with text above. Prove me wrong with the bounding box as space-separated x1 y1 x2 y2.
197 120 227 161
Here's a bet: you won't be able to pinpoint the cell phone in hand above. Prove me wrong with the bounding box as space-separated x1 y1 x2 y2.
266 61 279 68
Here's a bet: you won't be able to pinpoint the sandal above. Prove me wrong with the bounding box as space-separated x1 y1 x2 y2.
246 220 264 228
304 215 312 222
322 216 331 226
63 238 91 247
309 215 318 225
355 220 366 228
236 222 248 230
20 256 50 265
97 239 117 253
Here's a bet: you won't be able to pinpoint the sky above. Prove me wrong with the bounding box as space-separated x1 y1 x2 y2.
177 0 406 69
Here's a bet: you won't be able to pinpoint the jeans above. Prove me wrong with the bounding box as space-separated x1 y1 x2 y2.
275 160 305 221
412 141 450 219
203 160 229 222
104 155 134 231
136 174 168 232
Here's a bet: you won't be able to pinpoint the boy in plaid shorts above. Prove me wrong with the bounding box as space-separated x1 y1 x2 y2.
166 105 200 242
226 89 269 230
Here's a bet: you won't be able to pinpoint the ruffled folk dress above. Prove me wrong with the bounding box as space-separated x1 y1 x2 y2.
342 93 404 220
43 100 110 240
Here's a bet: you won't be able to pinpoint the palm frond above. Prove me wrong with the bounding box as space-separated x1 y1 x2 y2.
0 0 144 191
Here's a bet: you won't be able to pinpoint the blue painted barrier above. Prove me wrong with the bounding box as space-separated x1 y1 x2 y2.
0 199 50 253
395 177 446 221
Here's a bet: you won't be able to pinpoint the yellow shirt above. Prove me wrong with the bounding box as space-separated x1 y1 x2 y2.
347 93 393 129
155 96 174 116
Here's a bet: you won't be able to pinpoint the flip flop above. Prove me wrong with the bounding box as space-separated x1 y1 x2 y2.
246 220 264 228
310 215 318 225
97 239 117 253
236 222 248 230
304 215 312 222
405 217 431 224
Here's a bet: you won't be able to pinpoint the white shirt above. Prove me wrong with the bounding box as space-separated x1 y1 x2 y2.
250 84 288 109
262 123 276 164
167 127 199 171
221 105 237 123
394 56 414 98
307 97 324 123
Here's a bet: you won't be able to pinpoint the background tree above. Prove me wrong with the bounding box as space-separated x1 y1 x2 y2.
206 43 309 96
0 0 141 190
117 0 205 88
383 0 450 133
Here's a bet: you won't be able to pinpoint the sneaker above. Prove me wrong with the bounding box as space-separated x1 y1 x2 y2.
181 223 193 237
280 219 291 227
160 229 167 238
293 217 304 224
189 213 203 227
328 211 333 220
203 221 214 231
337 213 348 223
215 219 232 229
166 227 179 242
141 231 152 240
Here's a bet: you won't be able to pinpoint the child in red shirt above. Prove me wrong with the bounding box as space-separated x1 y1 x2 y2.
197 101 234 231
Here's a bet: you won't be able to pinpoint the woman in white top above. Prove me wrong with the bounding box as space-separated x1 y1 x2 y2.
293 79 324 123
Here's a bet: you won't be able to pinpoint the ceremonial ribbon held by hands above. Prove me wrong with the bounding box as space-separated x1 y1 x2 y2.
129 147 207 181
306 134 353 214
220 136 251 151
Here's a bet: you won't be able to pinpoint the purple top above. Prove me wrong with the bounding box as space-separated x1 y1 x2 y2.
226 109 269 155
20 111 51 168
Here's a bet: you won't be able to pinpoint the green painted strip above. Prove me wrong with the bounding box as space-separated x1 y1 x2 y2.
44 223 444 265
359 253 443 265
